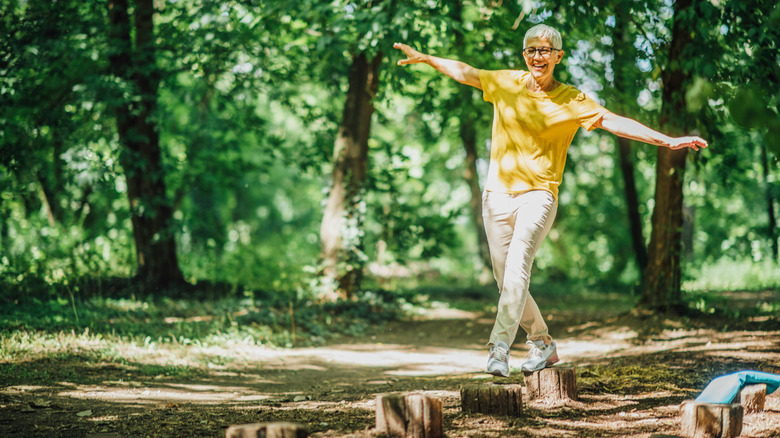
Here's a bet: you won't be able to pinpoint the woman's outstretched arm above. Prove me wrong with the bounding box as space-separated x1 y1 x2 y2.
394 43 482 90
596 112 708 151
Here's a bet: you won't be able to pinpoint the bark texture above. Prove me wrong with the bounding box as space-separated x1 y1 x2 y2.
611 8 647 277
319 52 381 300
376 393 443 438
739 384 766 414
680 401 742 438
451 0 491 269
639 0 693 311
523 367 578 403
108 0 184 287
460 383 524 417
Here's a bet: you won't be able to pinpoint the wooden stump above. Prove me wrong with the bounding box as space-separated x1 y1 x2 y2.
460 383 523 417
680 401 742 438
375 393 443 438
225 422 307 438
523 367 577 403
738 383 766 414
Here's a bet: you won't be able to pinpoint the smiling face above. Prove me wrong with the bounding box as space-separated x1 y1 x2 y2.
523 36 564 84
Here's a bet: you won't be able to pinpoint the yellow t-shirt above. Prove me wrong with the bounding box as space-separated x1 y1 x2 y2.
479 69 608 200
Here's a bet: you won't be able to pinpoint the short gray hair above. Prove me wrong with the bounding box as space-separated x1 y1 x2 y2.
523 24 562 50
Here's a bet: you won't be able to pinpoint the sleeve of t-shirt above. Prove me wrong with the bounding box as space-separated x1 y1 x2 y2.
574 91 609 131
479 70 497 103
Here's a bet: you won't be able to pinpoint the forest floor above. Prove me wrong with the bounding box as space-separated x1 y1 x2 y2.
1 288 779 437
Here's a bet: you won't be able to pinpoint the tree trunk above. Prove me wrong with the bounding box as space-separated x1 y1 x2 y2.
36 135 65 226
319 52 381 300
611 10 647 278
760 142 778 261
617 137 648 274
639 0 692 312
35 175 57 228
108 0 184 288
451 0 491 270
459 106 491 269
640 147 687 310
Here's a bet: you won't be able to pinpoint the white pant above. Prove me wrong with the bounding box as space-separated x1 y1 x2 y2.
482 190 557 347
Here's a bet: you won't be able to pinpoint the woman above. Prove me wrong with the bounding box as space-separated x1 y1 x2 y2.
394 24 707 377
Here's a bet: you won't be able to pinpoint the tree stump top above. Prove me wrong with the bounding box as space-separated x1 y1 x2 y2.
738 383 766 414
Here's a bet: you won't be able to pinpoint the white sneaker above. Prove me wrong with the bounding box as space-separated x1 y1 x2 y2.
486 341 510 377
520 340 559 372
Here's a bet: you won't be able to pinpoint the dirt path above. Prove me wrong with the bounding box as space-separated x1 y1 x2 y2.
2 300 779 437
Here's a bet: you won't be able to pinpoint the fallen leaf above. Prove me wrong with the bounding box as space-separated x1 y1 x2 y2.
76 409 93 417
30 400 52 409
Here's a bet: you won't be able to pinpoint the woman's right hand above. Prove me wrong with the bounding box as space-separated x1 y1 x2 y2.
394 43 428 66
392 43 482 89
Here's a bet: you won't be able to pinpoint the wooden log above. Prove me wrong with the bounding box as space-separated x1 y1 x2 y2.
738 383 766 414
523 367 577 402
225 422 307 438
375 393 443 438
680 401 742 438
460 383 523 417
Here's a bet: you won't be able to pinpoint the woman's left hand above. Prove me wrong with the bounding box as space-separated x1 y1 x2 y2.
668 136 708 151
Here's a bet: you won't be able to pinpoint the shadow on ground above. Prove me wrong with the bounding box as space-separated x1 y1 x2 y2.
1 290 779 437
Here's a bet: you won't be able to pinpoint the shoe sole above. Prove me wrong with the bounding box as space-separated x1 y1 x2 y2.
486 369 510 377
521 353 559 373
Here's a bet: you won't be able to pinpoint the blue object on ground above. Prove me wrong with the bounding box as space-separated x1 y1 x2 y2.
695 370 780 404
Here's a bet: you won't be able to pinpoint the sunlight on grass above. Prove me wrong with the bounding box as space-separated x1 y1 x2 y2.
0 328 294 387
684 258 780 291
1 282 776 390
0 296 291 379
0 329 108 360
0 290 421 385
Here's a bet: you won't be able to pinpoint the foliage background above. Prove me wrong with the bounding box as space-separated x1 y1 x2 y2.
1 0 778 304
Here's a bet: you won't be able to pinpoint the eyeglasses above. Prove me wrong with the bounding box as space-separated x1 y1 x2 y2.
522 47 560 57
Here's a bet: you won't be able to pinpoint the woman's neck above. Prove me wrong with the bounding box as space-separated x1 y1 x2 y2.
527 76 559 92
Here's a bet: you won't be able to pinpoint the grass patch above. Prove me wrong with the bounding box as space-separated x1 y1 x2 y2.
578 365 703 395
0 281 433 379
684 258 780 292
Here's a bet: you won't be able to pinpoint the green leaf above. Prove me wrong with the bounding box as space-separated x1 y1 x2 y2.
685 76 714 112
766 119 780 157
729 86 768 130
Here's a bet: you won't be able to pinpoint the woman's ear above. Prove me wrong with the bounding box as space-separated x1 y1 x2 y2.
555 50 564 64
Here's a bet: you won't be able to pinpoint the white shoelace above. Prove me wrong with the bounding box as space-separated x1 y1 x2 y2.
490 345 509 362
525 340 546 359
